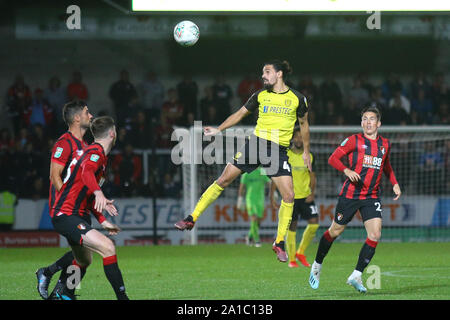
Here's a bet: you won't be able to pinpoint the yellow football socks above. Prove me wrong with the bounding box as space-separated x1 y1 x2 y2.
191 181 224 222
275 200 294 243
297 223 319 255
287 230 297 262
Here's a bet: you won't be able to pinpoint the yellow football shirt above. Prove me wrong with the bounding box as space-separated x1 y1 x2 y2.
287 149 315 199
244 88 308 147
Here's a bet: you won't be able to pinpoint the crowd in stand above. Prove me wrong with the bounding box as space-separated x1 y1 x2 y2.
1 70 449 200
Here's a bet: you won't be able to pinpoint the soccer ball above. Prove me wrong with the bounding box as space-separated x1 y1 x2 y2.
173 20 200 47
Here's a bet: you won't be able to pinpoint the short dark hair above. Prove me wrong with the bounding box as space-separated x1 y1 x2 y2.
264 59 293 80
90 116 115 139
62 100 87 125
361 105 381 121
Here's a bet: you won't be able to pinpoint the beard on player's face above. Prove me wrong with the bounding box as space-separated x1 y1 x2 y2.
263 79 275 90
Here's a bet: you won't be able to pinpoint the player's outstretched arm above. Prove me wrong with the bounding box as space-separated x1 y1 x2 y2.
204 106 250 136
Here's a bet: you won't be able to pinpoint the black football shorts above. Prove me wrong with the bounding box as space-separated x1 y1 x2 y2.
334 197 383 225
293 199 319 221
52 213 93 246
231 134 291 178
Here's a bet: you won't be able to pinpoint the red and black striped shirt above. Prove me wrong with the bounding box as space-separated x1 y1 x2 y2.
49 131 87 217
328 133 398 200
51 143 107 223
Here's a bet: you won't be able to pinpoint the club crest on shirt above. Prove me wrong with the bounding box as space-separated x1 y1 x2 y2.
380 146 385 155
285 99 292 107
337 213 343 221
77 223 86 230
54 147 63 158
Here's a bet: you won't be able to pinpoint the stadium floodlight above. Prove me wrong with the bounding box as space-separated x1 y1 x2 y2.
132 0 450 12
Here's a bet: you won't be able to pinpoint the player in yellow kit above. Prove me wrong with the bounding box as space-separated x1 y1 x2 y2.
175 60 311 262
270 127 319 267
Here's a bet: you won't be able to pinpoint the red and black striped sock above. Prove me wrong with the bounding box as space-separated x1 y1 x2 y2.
355 238 378 272
103 255 128 300
315 230 336 264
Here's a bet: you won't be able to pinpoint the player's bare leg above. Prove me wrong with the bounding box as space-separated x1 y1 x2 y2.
347 218 382 293
175 163 242 230
270 175 295 262
81 229 129 300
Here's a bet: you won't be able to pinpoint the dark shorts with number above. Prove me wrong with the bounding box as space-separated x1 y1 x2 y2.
292 199 319 221
334 197 382 225
52 214 93 246
231 134 291 178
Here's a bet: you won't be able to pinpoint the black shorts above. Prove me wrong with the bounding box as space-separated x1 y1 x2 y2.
334 197 383 225
292 199 319 221
52 214 93 246
231 134 291 177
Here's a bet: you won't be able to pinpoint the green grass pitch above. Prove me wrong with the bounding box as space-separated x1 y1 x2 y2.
0 242 449 300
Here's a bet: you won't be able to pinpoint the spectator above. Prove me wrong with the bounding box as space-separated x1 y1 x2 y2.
176 74 198 118
411 88 434 124
409 72 431 100
22 89 55 130
114 127 132 152
162 88 184 126
341 97 362 125
432 102 450 125
384 99 410 125
44 76 67 130
15 127 31 150
358 72 374 94
138 71 165 121
298 75 318 107
320 100 339 125
389 89 411 114
319 74 343 108
30 177 48 201
237 73 263 105
0 128 15 152
112 143 142 197
204 104 221 126
67 71 88 100
430 72 450 106
212 75 233 121
348 76 370 109
128 110 153 149
6 75 32 134
199 86 216 118
109 69 137 127
30 124 48 152
368 86 387 112
161 172 181 198
154 115 174 149
381 73 404 102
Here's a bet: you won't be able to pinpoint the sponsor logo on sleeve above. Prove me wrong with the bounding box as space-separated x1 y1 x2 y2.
54 147 63 158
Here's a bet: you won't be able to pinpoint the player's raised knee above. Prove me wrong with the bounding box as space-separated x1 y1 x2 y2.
368 231 381 242
100 238 116 257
